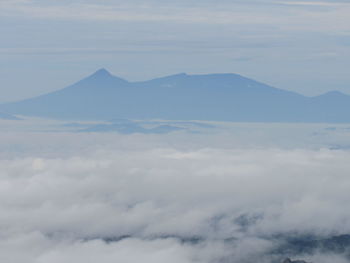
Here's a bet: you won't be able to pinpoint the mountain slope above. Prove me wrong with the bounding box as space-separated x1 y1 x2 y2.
1 69 131 119
1 69 349 122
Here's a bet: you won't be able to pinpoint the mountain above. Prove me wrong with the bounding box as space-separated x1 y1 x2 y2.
1 68 350 122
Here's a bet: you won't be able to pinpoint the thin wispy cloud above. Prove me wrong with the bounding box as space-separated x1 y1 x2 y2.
1 0 349 32
274 0 350 6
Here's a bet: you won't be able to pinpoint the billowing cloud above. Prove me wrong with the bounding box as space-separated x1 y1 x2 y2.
1 129 350 262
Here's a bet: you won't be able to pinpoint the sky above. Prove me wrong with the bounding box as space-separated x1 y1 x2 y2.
1 0 350 102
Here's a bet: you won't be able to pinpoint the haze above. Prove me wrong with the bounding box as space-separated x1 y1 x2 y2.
1 0 350 102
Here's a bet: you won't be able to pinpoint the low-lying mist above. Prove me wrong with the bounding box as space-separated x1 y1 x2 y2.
1 123 350 262
2 119 350 262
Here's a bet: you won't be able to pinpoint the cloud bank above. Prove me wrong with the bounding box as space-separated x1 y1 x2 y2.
2 134 350 262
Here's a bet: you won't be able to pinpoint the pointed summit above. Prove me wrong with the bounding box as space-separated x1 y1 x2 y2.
82 68 128 85
92 68 112 77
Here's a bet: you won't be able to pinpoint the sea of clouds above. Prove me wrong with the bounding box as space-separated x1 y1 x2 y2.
1 120 350 263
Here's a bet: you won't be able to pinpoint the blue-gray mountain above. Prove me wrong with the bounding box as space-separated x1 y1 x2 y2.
1 68 350 122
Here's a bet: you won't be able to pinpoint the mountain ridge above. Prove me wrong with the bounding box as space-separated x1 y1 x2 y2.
1 68 349 122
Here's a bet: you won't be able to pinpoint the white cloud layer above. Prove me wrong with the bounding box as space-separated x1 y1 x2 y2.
1 130 350 262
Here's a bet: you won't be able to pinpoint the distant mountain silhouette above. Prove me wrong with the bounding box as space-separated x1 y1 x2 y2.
1 68 350 122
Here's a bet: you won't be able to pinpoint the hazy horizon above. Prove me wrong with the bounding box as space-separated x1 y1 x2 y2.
1 0 350 102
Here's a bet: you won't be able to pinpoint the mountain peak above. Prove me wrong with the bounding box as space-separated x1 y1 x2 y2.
83 68 128 84
92 68 112 77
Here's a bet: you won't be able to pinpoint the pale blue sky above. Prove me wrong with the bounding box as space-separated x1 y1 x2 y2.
1 0 350 102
